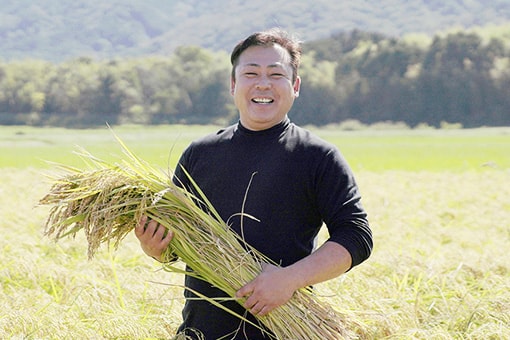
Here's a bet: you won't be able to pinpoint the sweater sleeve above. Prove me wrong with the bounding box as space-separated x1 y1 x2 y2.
315 148 373 268
172 142 194 189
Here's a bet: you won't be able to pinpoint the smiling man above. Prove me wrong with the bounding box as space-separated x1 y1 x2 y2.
135 28 373 339
231 40 301 131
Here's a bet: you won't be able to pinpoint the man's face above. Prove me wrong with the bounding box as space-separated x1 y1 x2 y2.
231 44 301 131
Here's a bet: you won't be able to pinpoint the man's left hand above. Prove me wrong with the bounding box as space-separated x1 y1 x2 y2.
235 263 297 316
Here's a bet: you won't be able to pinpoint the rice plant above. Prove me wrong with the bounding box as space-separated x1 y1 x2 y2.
39 135 362 340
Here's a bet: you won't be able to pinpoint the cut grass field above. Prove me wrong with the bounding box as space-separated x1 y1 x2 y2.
1 125 509 339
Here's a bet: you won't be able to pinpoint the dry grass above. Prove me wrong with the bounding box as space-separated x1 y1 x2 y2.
1 166 508 339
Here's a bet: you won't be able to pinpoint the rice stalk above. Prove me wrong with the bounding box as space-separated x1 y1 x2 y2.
39 137 361 340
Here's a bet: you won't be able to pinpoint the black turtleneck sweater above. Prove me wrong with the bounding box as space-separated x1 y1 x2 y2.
173 118 372 339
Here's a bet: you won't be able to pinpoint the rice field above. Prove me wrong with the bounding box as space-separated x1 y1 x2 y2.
0 125 509 339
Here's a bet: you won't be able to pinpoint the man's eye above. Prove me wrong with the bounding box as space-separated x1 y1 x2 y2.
271 73 284 78
245 72 257 77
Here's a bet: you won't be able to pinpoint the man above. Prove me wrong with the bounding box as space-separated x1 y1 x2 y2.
135 28 373 339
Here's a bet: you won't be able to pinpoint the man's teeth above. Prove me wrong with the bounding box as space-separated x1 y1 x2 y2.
253 98 273 103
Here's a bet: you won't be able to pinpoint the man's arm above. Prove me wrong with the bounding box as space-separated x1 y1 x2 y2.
236 241 351 316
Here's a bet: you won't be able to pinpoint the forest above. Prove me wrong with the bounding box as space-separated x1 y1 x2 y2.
1 27 510 128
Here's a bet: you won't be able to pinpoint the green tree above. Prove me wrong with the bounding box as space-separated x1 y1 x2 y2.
417 32 502 127
0 60 53 125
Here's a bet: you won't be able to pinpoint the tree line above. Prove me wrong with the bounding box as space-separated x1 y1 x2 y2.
1 29 509 128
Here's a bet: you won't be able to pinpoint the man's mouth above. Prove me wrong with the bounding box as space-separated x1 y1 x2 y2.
252 97 274 104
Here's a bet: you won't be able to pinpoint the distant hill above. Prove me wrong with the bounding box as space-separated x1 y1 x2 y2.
1 0 510 62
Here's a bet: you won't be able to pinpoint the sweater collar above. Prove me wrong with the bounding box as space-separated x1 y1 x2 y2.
236 117 290 137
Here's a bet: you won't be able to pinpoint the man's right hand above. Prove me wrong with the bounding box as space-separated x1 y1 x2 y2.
134 215 174 262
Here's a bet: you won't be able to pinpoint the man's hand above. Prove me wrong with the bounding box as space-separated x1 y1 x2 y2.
134 215 174 262
235 242 352 317
235 263 298 316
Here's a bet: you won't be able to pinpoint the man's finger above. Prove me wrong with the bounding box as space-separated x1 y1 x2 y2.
134 216 148 237
235 283 253 298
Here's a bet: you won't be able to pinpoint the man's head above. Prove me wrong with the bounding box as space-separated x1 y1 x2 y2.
229 29 302 131
230 28 302 84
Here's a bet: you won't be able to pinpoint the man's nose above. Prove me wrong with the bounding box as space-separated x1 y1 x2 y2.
256 76 272 89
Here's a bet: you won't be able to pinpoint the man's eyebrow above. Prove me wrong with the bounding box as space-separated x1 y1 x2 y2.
242 62 285 68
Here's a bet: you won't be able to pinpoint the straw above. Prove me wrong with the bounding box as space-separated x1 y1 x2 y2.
39 135 358 339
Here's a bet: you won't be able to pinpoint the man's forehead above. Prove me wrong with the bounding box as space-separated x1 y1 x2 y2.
241 62 285 68
237 45 291 68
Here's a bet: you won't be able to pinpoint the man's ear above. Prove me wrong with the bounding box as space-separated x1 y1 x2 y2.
230 77 236 95
293 76 301 98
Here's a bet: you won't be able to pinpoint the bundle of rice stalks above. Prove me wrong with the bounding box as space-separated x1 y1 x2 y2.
39 136 357 340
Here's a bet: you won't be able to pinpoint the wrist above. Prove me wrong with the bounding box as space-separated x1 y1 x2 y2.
282 265 307 292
